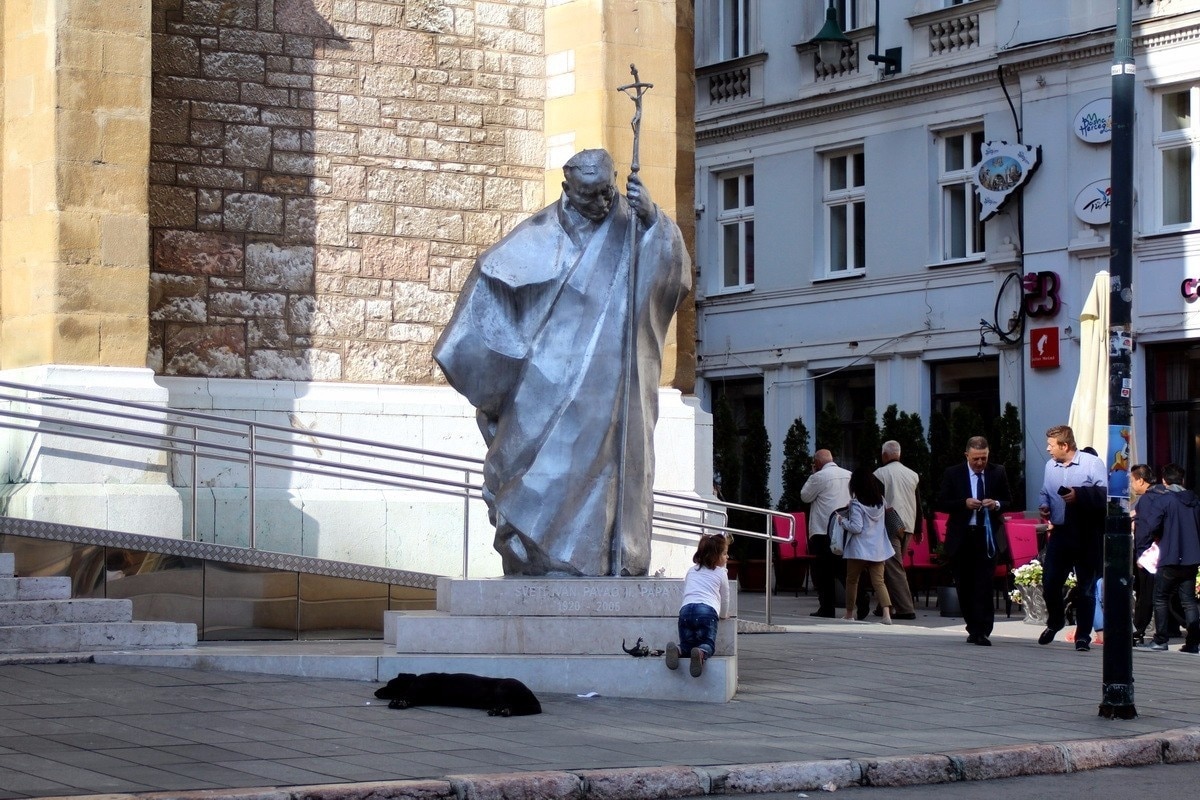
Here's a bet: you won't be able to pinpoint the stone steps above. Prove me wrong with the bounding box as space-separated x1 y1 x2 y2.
0 598 133 626
0 575 72 602
0 551 198 654
0 621 198 654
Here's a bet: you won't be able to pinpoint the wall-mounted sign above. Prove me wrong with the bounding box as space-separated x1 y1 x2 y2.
1182 278 1200 302
1030 326 1060 369
1023 271 1062 318
1074 179 1111 225
1074 98 1113 143
972 141 1042 221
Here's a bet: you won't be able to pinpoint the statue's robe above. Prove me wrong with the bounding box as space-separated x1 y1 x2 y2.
433 191 691 576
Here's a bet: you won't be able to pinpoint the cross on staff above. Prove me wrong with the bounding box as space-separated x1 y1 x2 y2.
610 64 654 576
617 64 654 174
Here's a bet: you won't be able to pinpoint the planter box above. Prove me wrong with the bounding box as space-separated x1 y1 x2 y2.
1017 585 1048 625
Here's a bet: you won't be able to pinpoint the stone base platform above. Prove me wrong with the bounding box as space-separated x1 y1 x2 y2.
385 577 739 703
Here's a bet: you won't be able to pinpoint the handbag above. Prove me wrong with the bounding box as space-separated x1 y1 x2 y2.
884 507 904 539
827 506 850 556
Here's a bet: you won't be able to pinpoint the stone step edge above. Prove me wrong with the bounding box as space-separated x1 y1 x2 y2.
0 598 133 623
0 620 195 632
0 598 128 606
0 576 72 601
0 622 198 653
0 653 96 666
0 575 70 585
73 727 1200 800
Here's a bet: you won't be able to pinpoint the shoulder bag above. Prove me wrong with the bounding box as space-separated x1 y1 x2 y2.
884 507 904 539
828 506 851 556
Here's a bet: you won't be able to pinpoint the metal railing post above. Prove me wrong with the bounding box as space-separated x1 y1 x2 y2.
248 425 256 549
190 425 198 542
764 516 773 626
462 469 471 578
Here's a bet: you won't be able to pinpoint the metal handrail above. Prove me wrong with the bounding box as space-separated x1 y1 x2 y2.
0 378 794 622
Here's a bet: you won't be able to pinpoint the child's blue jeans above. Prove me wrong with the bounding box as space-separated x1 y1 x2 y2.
678 602 719 657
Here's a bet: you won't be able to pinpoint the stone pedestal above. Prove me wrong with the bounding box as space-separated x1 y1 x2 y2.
383 577 738 703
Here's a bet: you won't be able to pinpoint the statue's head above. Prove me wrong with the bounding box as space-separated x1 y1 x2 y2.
562 149 617 222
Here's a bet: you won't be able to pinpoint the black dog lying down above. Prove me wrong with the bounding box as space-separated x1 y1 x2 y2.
375 672 542 716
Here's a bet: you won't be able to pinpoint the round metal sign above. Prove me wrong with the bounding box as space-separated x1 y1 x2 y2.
1074 178 1111 224
1074 98 1113 143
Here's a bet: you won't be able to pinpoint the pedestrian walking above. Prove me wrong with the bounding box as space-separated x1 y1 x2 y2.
837 466 895 625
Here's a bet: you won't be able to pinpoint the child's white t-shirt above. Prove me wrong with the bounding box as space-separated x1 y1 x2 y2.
680 565 730 618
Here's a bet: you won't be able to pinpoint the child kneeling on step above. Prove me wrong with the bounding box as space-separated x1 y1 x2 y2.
666 533 730 678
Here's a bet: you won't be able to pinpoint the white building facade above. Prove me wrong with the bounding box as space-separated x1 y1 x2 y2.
693 0 1200 507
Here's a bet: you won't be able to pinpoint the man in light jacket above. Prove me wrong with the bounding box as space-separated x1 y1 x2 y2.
800 449 852 618
874 441 921 620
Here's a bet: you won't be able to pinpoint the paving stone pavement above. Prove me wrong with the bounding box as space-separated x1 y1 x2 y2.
1 592 1198 799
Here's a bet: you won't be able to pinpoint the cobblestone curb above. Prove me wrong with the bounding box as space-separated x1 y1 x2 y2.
44 727 1200 800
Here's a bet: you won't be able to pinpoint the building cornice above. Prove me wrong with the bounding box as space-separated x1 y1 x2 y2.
698 18 1200 145
697 66 1002 143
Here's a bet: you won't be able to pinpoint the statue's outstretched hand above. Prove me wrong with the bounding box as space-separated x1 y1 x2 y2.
625 174 656 226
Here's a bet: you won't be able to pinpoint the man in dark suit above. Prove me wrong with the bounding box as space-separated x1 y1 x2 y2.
937 435 1012 646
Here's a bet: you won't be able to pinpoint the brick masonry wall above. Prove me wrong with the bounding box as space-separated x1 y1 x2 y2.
148 0 545 383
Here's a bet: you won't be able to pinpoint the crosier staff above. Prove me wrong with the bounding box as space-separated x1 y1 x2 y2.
611 64 654 576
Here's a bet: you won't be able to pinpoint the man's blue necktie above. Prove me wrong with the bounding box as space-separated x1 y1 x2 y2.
976 471 996 558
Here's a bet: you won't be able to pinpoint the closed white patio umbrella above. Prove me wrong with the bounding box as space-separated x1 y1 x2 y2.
1068 270 1110 460
1068 269 1133 500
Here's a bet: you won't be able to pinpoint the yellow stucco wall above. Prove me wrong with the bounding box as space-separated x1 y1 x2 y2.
545 0 695 392
0 0 151 370
0 10 5 330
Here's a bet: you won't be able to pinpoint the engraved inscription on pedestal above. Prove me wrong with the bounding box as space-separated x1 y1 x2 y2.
436 577 737 618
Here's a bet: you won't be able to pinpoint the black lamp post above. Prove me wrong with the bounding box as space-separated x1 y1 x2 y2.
1100 0 1136 721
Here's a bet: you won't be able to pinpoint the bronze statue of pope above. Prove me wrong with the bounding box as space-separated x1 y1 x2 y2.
433 149 691 576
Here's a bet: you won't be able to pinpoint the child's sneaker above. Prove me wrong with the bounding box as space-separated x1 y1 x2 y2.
665 642 680 670
689 649 705 677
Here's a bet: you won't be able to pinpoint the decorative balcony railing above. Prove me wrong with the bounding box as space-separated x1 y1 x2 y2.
814 40 860 81
696 53 766 119
928 11 980 57
708 65 751 104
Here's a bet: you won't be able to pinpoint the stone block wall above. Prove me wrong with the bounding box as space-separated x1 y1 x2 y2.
148 0 546 383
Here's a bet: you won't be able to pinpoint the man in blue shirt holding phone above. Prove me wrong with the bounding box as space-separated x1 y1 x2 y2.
1037 424 1108 651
